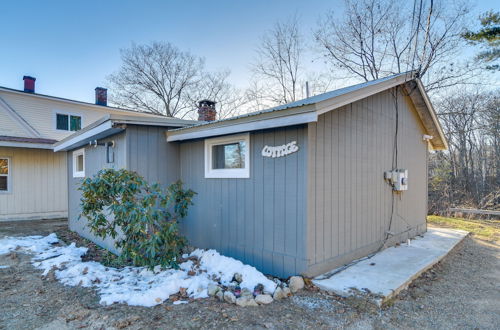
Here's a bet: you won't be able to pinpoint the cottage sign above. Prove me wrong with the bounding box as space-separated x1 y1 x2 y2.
261 141 299 158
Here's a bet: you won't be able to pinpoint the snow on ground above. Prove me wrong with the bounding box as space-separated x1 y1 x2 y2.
0 234 276 307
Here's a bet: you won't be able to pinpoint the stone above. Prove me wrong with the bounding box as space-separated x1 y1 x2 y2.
241 288 253 297
283 287 292 297
207 284 220 297
255 294 273 305
288 276 305 293
272 287 286 300
224 291 236 304
234 273 243 283
236 295 258 307
216 290 224 301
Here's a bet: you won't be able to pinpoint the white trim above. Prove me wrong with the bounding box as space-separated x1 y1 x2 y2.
0 95 40 137
0 156 11 193
54 120 113 152
53 110 84 132
0 141 54 149
204 133 250 179
168 112 317 142
72 148 85 178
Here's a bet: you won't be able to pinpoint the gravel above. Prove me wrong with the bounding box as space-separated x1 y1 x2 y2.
0 220 498 329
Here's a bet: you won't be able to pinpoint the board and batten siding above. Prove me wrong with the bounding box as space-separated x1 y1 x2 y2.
305 88 428 276
179 126 309 278
126 126 180 187
0 147 67 221
67 125 180 253
67 132 127 253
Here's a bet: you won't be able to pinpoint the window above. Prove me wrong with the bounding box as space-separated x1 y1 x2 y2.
0 157 10 192
56 113 81 131
205 133 250 178
72 149 85 178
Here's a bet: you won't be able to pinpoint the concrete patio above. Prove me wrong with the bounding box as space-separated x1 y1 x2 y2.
313 227 469 305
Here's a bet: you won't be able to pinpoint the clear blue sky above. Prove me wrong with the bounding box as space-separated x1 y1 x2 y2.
0 0 496 103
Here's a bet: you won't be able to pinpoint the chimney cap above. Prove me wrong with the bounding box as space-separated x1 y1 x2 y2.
23 76 36 81
198 99 216 107
95 86 107 91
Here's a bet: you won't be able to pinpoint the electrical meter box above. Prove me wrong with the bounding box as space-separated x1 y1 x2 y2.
384 169 408 191
393 169 408 191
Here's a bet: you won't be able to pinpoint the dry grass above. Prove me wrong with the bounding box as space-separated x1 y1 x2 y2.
427 215 500 243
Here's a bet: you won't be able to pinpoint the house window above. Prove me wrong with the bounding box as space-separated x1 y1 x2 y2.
205 133 250 178
72 149 85 178
0 157 10 192
56 113 81 131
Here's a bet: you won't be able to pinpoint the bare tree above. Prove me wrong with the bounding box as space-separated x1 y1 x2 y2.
107 42 239 118
184 70 247 120
315 0 476 92
429 89 499 213
252 16 303 105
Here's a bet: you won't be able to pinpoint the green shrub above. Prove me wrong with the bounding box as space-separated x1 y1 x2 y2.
78 168 196 269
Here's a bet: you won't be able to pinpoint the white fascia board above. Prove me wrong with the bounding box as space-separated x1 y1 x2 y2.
53 120 114 152
0 141 54 149
167 112 318 142
315 74 413 115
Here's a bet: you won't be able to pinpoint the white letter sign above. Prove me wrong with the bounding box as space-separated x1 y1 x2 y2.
261 141 299 158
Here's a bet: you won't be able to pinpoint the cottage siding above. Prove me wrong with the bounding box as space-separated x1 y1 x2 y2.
305 88 428 276
126 126 180 188
179 126 309 278
67 132 127 253
0 147 67 221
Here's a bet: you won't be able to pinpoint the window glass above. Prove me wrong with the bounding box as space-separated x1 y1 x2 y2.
0 158 8 174
0 177 7 191
70 115 82 131
76 154 84 172
212 142 246 169
0 158 8 191
56 114 69 130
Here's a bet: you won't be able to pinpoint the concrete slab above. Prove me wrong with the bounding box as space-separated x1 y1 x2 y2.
313 227 469 305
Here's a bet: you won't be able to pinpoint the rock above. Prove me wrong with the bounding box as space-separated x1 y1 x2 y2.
288 276 305 293
207 284 220 297
255 294 273 305
273 287 286 300
224 291 236 304
216 290 224 301
234 273 243 283
283 287 292 297
236 295 258 307
253 283 264 296
241 288 253 297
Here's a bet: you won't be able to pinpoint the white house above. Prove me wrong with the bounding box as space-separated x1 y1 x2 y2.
0 76 177 221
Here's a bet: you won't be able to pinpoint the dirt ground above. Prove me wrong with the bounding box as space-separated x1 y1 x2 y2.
1 219 499 330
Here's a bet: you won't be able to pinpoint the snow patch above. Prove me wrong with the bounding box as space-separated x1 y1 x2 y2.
0 234 276 307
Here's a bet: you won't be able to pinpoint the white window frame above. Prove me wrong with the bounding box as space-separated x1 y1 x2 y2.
72 148 85 178
204 133 250 179
0 157 11 193
53 111 83 132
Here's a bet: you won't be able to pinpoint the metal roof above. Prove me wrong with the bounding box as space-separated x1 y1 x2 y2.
170 71 415 132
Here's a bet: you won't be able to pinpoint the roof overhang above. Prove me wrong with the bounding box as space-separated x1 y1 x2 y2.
167 110 317 142
403 80 448 150
0 136 57 149
54 114 197 152
166 73 447 150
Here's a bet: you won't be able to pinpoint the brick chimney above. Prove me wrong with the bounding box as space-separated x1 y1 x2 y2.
197 100 217 121
95 87 107 106
23 76 36 93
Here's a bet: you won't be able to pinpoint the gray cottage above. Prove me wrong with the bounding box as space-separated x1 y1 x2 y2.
54 72 447 278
